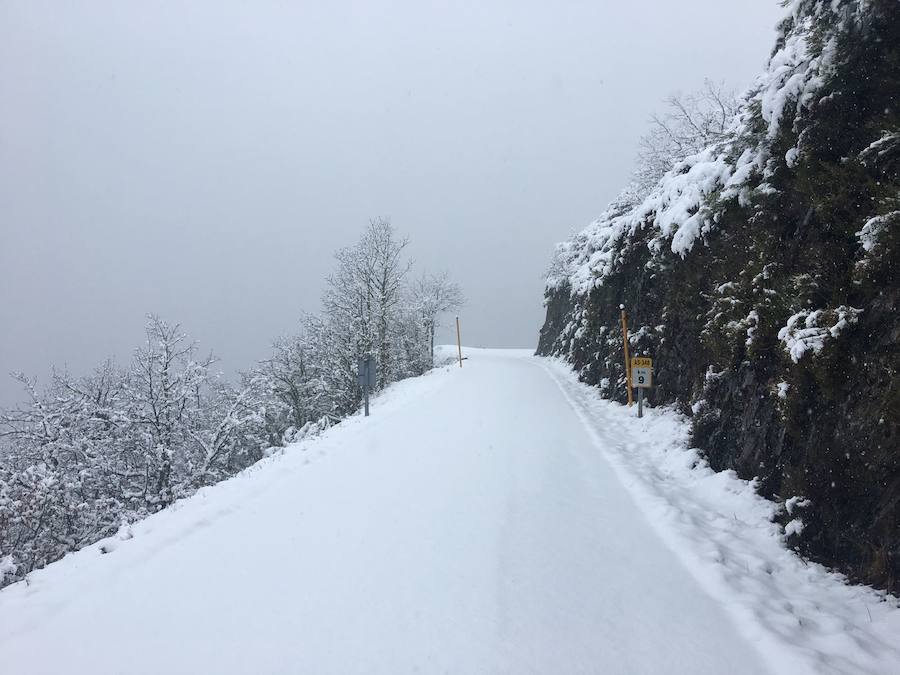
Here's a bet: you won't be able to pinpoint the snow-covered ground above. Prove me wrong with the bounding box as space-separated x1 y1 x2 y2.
0 349 897 674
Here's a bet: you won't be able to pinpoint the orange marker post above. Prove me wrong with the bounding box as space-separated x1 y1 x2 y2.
620 306 633 407
456 316 463 368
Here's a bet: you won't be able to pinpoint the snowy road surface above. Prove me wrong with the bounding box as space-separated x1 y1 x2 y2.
1 350 896 674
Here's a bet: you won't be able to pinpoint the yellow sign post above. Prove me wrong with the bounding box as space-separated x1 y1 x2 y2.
620 307 633 407
456 316 463 368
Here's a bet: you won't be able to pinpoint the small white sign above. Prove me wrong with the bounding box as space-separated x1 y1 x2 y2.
631 366 652 388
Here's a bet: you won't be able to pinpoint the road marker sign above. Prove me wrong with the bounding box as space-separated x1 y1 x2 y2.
629 357 653 418
630 357 652 388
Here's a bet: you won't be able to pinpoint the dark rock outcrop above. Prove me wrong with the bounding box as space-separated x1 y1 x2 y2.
537 0 899 592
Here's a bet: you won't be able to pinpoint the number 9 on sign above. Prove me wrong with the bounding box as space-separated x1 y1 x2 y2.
631 366 652 388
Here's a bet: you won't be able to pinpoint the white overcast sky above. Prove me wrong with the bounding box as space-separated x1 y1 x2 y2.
0 1 785 405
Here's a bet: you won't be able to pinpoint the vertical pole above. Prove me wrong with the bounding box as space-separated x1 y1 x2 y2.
638 386 643 418
456 316 463 368
363 357 371 417
620 307 634 407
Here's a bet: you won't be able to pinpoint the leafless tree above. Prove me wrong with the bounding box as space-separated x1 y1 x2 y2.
322 218 413 387
634 79 740 192
129 315 215 506
412 272 465 360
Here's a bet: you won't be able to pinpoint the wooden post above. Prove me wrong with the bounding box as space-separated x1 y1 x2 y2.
620 307 633 407
456 316 463 368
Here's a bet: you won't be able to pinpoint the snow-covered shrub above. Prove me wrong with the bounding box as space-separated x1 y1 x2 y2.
0 220 463 588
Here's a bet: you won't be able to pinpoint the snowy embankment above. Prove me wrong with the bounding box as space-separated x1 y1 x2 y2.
0 350 897 674
539 357 900 675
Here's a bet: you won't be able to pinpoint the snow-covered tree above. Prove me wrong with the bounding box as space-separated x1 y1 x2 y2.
411 271 464 360
0 365 131 585
0 223 462 588
127 315 216 507
634 79 740 192
0 316 281 587
258 333 318 431
321 217 413 387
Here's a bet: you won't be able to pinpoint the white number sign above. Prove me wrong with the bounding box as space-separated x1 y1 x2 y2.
630 357 653 389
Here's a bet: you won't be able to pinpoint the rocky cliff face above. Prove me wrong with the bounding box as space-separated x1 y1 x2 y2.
538 0 899 592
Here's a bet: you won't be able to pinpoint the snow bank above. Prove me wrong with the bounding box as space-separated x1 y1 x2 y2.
540 357 900 675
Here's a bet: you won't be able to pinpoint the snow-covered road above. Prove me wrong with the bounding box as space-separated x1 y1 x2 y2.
1 350 896 674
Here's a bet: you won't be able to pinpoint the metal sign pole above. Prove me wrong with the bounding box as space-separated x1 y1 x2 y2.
358 355 375 417
638 386 643 419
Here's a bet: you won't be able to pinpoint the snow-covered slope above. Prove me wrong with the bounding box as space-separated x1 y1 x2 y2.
0 350 898 674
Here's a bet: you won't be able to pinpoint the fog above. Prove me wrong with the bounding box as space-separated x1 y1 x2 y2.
0 0 784 406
